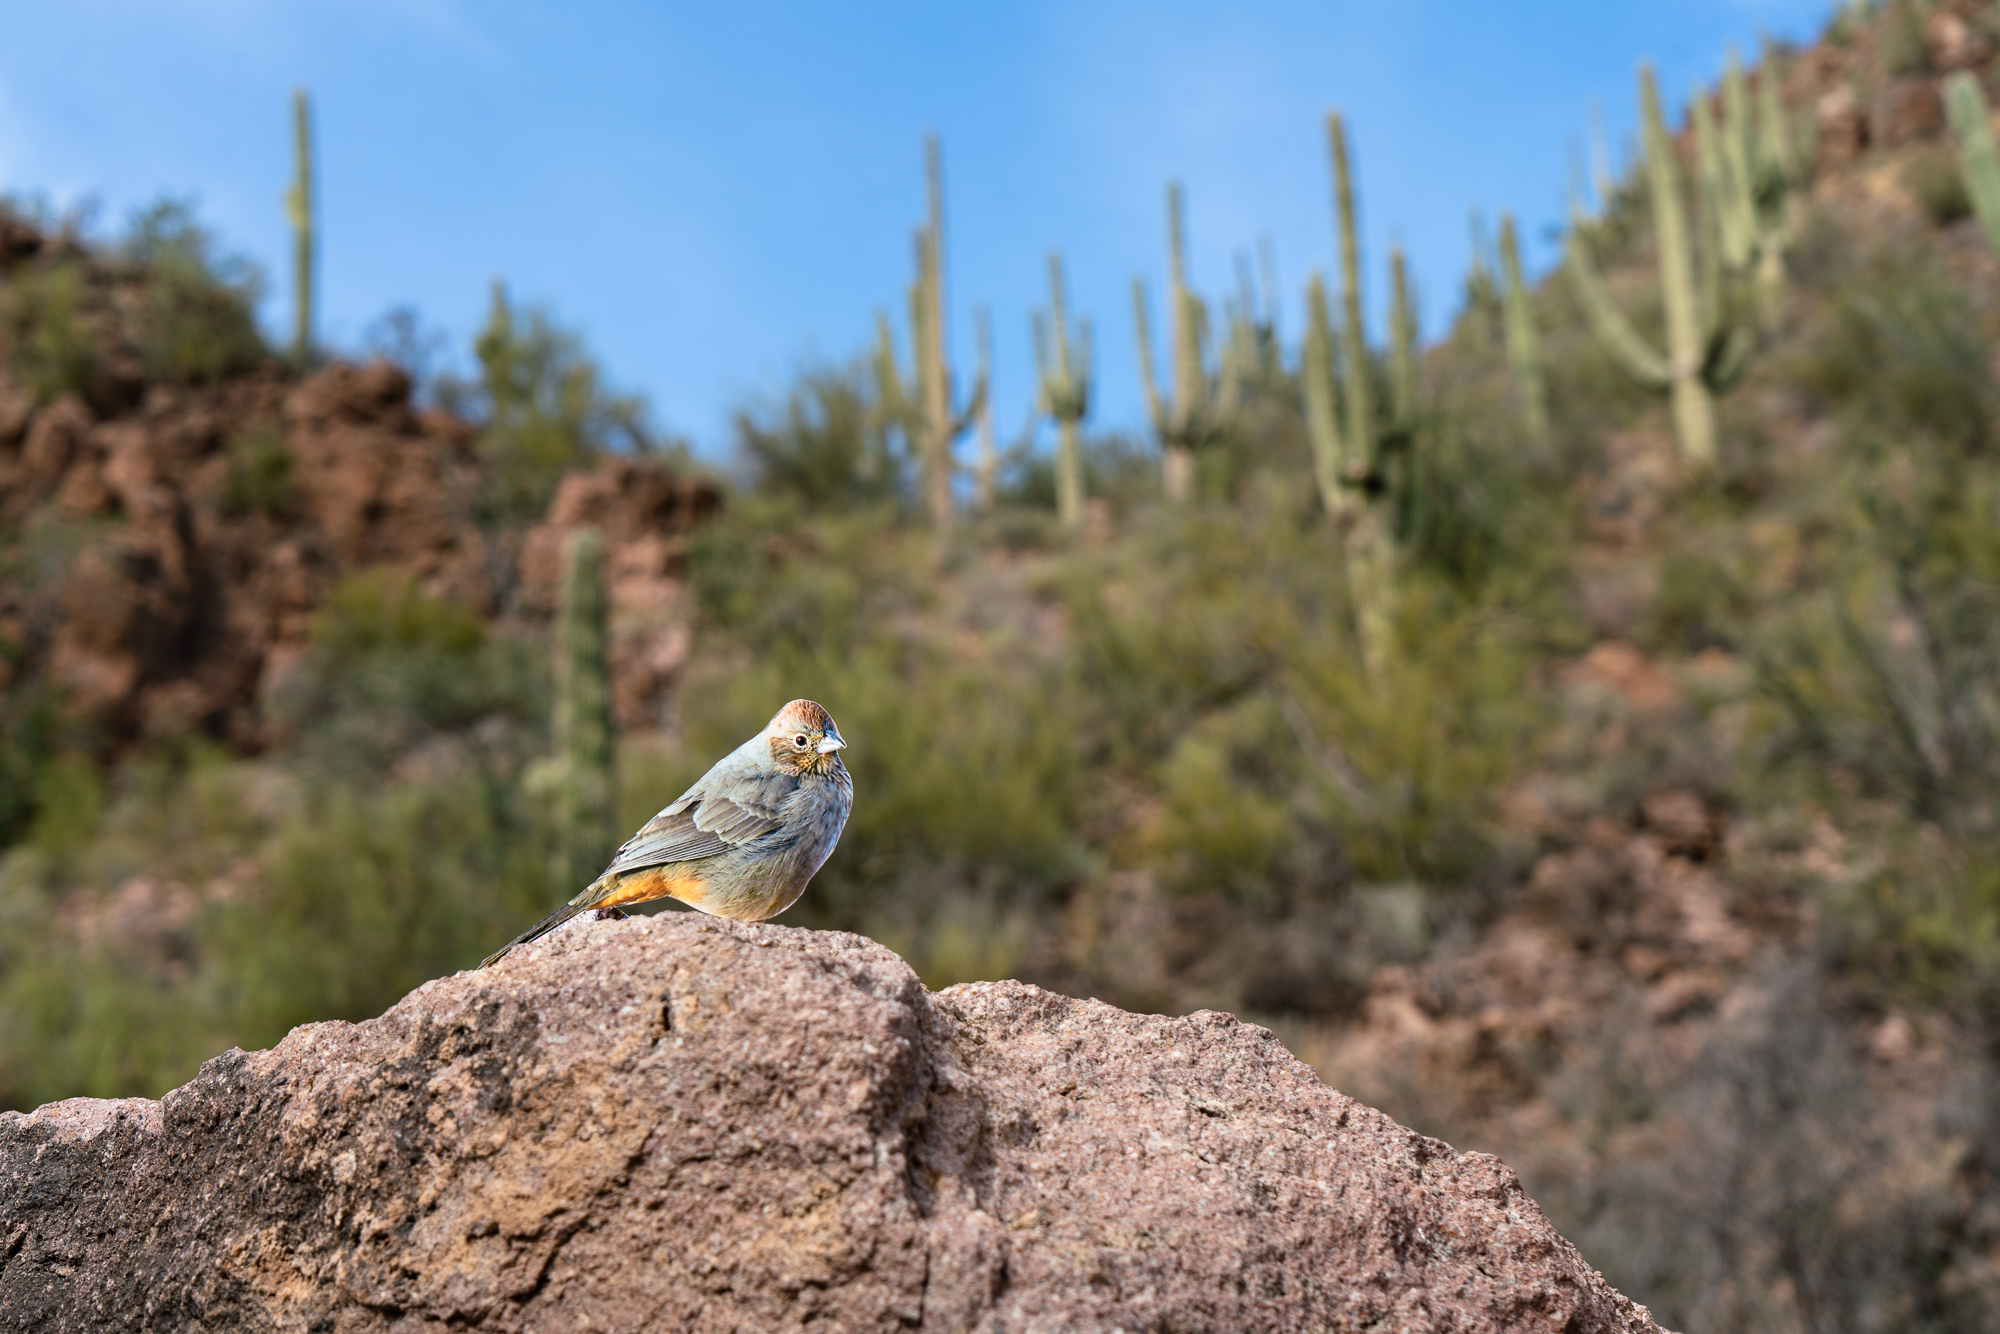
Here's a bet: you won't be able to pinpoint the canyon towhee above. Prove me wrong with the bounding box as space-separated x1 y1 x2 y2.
482 699 852 967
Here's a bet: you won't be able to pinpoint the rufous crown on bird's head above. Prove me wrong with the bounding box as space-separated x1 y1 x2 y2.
766 699 847 773
771 699 836 734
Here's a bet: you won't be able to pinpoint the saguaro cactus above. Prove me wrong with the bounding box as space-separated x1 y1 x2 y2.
1496 215 1551 447
1565 63 1751 467
875 135 987 530
1946 72 2000 258
1326 114 1375 476
974 306 997 511
1302 274 1356 521
1307 113 1404 682
1387 244 1419 443
551 529 617 892
1133 182 1224 503
1034 252 1092 528
285 88 315 367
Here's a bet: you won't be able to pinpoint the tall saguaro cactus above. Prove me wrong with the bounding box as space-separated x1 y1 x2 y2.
1565 64 1751 467
1305 113 1404 681
1496 215 1551 447
1034 252 1092 528
875 134 987 530
285 88 315 367
1133 182 1225 503
551 529 617 893
1327 114 1375 475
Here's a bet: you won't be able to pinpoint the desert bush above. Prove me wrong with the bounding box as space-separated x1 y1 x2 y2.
0 260 99 403
121 199 266 384
439 284 653 523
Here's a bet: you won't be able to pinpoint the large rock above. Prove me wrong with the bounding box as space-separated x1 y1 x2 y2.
0 915 1666 1333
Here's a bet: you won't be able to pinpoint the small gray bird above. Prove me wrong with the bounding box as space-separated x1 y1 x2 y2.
482 699 852 967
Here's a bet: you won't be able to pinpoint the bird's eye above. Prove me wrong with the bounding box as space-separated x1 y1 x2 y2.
793 733 810 749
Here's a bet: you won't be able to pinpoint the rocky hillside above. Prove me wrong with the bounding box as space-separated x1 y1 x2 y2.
0 349 714 756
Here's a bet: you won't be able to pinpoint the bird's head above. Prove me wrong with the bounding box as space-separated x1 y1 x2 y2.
765 699 848 776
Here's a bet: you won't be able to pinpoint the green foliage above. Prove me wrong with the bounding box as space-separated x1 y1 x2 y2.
1906 145 1973 225
222 423 296 517
122 199 267 385
735 363 900 506
441 283 651 523
1752 242 2000 1001
1 260 99 403
271 570 538 778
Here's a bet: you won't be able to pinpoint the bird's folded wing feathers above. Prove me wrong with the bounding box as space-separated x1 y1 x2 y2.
603 777 796 874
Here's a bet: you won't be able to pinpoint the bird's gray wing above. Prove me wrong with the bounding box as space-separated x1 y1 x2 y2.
603 767 798 874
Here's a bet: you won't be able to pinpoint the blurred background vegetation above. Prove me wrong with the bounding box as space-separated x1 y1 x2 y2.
9 3 2000 1330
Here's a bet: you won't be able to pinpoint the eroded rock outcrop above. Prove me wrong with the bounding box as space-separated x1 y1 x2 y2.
0 915 1664 1332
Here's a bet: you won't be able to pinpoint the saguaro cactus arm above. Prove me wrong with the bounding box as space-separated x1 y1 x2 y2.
1497 215 1551 445
1563 203 1673 386
1388 246 1418 434
1132 278 1166 432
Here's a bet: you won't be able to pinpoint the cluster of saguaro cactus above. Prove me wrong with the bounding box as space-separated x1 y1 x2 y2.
549 529 618 893
1298 113 1417 679
1034 252 1092 527
875 134 988 531
1132 183 1238 502
1945 72 2000 258
1565 57 1805 466
285 87 315 368
1497 215 1551 448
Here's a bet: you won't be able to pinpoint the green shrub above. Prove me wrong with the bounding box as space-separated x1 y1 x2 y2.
439 284 652 523
1 261 100 403
1906 147 1973 225
122 199 266 384
222 424 296 517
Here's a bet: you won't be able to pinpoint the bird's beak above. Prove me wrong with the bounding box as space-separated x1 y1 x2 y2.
817 733 846 754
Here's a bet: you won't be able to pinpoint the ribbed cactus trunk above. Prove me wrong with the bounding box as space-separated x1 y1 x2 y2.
1163 183 1200 503
1496 215 1551 447
552 530 617 893
286 88 315 368
1946 73 2000 259
1327 114 1374 475
915 138 953 530
1387 246 1418 435
1320 113 1397 681
1302 274 1352 521
974 306 996 511
1035 252 1091 528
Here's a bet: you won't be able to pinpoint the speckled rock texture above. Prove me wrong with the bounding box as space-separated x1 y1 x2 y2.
0 914 1667 1333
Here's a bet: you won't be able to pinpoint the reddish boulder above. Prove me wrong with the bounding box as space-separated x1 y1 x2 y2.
0 916 1665 1333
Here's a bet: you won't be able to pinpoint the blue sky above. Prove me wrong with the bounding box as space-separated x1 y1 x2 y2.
0 0 1831 455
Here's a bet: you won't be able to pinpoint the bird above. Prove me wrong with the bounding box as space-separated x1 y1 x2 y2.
481 699 852 968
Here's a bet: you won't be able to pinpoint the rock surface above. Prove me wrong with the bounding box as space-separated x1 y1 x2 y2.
0 915 1665 1333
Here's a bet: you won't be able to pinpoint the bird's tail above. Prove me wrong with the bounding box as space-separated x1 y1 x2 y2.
480 872 622 968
